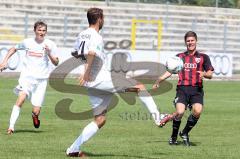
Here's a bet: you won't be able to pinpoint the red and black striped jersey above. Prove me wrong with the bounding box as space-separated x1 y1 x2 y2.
177 51 214 87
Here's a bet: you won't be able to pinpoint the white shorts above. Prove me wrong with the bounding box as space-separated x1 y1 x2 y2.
13 77 47 107
87 88 113 116
86 76 138 116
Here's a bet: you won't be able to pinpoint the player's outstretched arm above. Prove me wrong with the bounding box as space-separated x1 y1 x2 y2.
152 71 172 89
0 47 17 71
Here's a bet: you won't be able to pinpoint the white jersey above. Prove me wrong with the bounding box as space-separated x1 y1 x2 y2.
15 38 58 79
74 28 111 87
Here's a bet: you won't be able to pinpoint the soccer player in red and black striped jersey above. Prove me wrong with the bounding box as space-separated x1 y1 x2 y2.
153 31 214 146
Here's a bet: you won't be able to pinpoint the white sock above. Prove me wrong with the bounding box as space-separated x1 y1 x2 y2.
68 121 99 153
9 105 21 130
138 90 161 125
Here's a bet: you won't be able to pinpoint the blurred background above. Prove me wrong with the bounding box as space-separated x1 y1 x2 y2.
0 0 239 78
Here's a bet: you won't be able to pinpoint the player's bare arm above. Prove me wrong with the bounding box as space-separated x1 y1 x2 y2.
197 70 213 79
153 71 172 89
44 45 59 66
79 51 95 86
84 51 95 81
0 47 17 71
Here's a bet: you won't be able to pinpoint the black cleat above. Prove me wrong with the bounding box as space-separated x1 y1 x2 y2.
169 137 178 145
66 151 86 157
179 131 190 146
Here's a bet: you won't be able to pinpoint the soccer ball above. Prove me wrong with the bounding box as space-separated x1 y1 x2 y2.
165 56 184 74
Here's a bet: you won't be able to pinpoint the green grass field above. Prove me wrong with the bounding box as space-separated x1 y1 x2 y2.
0 78 240 159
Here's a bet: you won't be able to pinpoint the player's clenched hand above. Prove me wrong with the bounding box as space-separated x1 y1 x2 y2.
44 44 51 55
0 62 7 72
152 82 160 90
197 71 204 79
78 72 91 86
78 74 85 86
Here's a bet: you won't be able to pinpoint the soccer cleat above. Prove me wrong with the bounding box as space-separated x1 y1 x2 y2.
66 148 87 157
159 114 173 127
32 115 40 128
66 152 86 157
169 137 178 145
179 131 190 146
7 128 14 135
159 112 178 127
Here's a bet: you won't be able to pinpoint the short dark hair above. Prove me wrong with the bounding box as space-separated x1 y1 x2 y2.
34 21 47 31
184 31 197 42
87 8 103 25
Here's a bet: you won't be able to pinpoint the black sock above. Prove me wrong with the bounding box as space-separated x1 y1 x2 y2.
182 114 199 135
171 119 181 138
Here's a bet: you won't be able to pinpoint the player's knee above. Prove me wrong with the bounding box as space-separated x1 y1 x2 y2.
192 105 203 118
176 108 185 117
95 115 106 128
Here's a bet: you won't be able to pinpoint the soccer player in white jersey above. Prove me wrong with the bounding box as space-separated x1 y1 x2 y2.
0 21 59 134
66 8 172 157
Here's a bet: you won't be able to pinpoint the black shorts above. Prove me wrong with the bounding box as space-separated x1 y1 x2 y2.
173 86 204 109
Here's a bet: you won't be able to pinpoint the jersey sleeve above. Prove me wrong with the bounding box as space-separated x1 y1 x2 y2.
14 39 27 50
73 34 81 51
203 54 214 71
88 35 103 56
